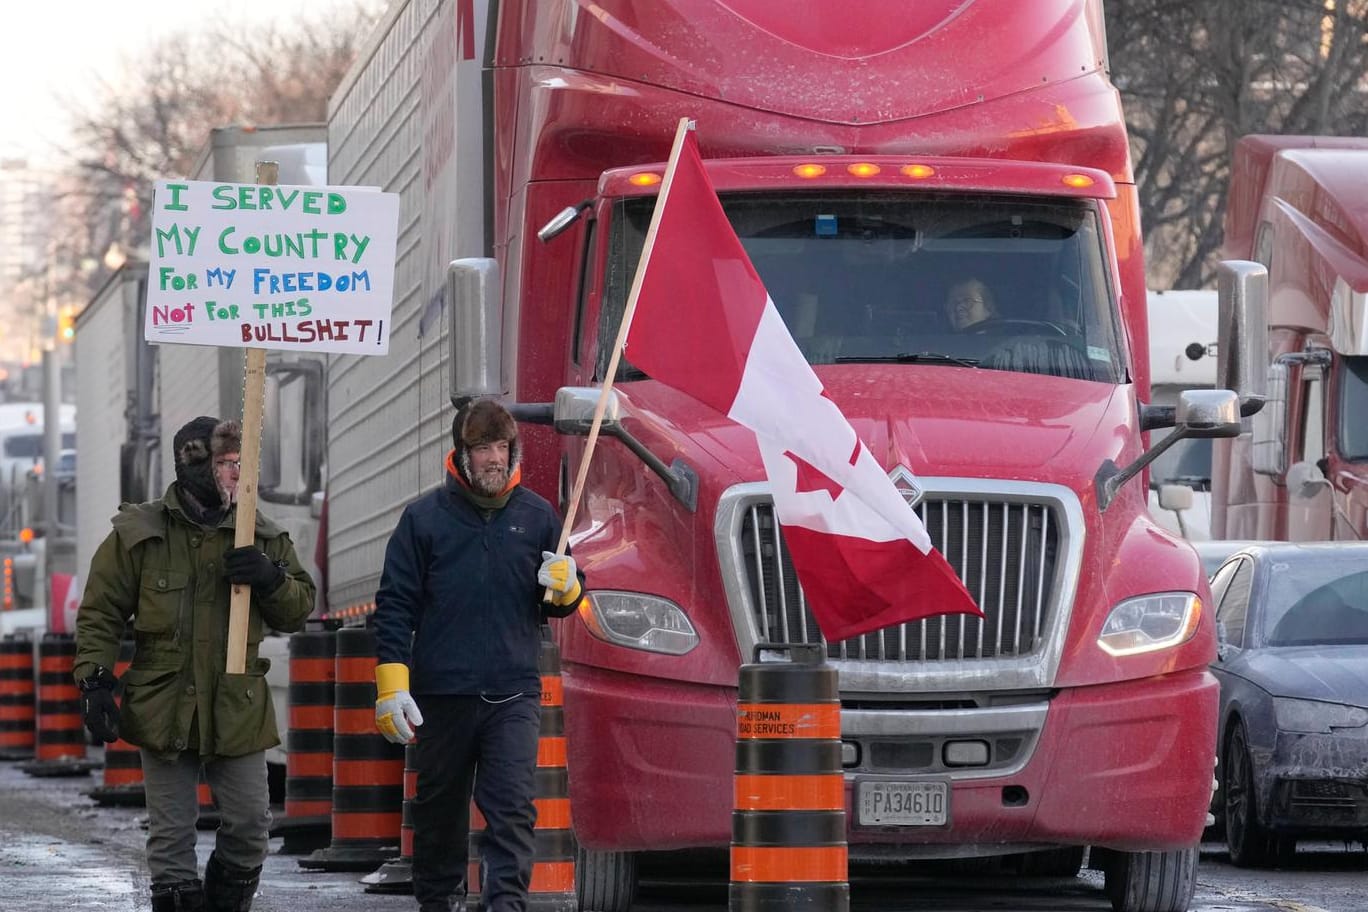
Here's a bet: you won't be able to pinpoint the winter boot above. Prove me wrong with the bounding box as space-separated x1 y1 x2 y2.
150 880 205 912
202 853 262 912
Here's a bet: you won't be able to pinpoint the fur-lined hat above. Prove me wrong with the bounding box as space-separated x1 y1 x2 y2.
212 419 242 458
451 398 520 479
173 416 218 468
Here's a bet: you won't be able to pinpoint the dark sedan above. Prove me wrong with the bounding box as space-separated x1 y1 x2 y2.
1209 542 1368 867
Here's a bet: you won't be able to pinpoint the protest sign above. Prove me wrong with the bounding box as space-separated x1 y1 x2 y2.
145 180 400 355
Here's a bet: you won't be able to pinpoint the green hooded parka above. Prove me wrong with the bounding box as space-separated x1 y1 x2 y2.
73 484 316 761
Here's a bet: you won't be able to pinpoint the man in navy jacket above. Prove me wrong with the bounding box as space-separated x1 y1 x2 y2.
370 398 584 912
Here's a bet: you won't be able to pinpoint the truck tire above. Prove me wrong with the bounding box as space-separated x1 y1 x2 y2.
577 845 637 912
1102 846 1198 912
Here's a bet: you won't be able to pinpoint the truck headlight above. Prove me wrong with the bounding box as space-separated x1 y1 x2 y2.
1273 697 1368 734
1097 592 1202 656
579 591 699 655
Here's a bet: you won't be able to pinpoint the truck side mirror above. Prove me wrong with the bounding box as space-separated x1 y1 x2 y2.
551 386 697 511
1097 390 1240 511
1285 460 1331 500
448 258 504 404
553 387 621 435
1175 389 1241 438
1157 483 1194 512
1215 260 1268 419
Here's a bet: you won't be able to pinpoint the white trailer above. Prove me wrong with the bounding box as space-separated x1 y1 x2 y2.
1147 289 1218 539
74 264 151 579
322 0 490 619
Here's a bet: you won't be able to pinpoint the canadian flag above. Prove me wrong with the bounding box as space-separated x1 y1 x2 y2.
624 129 981 642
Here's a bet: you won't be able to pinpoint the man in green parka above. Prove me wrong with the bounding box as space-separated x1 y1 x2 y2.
74 416 315 912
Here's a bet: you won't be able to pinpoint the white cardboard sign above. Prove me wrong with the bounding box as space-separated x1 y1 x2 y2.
145 180 400 355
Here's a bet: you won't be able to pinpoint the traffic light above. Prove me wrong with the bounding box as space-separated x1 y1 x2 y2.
57 309 75 343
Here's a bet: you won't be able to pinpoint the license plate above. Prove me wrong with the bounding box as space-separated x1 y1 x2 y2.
857 780 949 826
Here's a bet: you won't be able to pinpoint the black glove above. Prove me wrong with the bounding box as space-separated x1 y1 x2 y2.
223 546 287 593
78 666 120 743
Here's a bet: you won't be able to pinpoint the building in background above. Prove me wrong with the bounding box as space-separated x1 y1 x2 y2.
0 158 57 368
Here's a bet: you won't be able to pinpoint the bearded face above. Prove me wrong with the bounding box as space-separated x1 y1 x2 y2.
465 440 511 496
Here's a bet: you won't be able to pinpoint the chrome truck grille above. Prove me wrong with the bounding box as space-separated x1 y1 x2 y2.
716 481 1084 679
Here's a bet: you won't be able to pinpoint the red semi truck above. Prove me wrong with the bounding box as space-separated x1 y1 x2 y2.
1213 134 1368 544
326 3 1232 910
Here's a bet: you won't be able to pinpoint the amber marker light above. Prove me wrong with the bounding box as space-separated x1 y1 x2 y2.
901 164 936 179
1062 173 1095 189
629 172 662 187
793 163 827 179
847 162 881 177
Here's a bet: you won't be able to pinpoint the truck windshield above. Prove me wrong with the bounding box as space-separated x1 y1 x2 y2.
600 191 1125 384
1341 356 1368 461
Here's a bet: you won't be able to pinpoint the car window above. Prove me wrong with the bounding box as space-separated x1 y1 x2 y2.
1215 558 1253 648
1208 559 1239 605
1265 565 1368 646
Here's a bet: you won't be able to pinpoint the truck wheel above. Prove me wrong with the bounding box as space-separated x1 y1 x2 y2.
1102 846 1198 912
577 845 637 912
1224 724 1293 867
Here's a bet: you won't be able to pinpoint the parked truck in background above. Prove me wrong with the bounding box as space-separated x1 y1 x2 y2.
1212 135 1368 544
325 2 1234 910
1 400 76 630
1147 290 1218 540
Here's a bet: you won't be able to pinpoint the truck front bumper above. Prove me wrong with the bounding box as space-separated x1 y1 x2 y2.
563 664 1217 854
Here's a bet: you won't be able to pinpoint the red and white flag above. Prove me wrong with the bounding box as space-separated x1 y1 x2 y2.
624 130 981 642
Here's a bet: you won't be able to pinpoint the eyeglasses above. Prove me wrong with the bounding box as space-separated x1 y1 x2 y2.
215 459 241 471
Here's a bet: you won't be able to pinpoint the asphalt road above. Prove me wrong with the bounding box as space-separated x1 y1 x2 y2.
1 753 1364 912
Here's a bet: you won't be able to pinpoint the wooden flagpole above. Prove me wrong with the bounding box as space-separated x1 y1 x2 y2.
544 116 695 596
225 160 277 674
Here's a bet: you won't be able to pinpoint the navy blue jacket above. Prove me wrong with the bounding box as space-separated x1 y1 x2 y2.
371 474 580 695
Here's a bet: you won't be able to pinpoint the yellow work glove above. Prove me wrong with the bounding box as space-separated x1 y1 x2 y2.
374 663 423 744
538 551 582 606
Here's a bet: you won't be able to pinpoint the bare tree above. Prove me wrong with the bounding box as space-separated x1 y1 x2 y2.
49 3 381 304
1108 0 1368 289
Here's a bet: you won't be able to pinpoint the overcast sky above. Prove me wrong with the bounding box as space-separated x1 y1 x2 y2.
1 0 353 162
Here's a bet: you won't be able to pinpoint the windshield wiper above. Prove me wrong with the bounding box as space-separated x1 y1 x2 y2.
834 352 980 368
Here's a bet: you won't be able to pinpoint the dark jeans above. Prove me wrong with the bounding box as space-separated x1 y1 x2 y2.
412 693 540 912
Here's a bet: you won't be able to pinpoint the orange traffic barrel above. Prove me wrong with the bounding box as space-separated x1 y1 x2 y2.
0 633 35 760
196 768 221 830
466 635 577 911
529 636 576 910
361 741 416 894
466 802 486 908
731 643 847 912
21 633 98 777
278 626 337 854
298 625 403 872
89 640 145 805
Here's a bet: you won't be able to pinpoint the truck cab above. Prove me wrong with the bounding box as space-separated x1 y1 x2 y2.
1213 135 1368 544
329 3 1235 910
